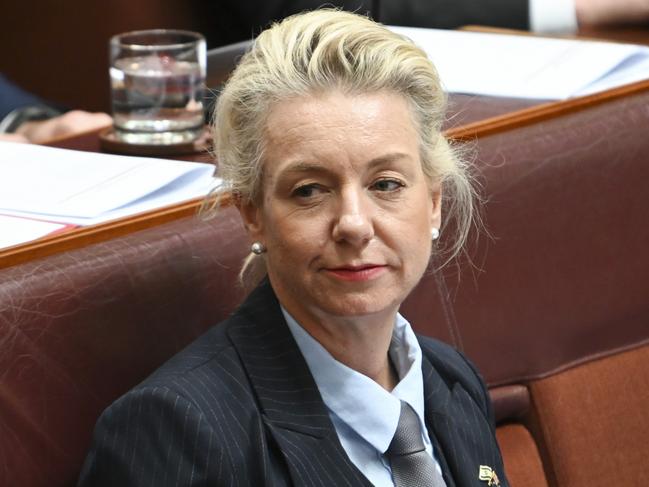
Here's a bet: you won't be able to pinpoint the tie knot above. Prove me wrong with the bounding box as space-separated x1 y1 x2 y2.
386 401 426 456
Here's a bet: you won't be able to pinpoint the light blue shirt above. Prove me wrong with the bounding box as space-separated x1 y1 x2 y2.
282 308 441 486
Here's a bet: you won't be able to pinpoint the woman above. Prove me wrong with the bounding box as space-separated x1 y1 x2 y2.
79 10 507 487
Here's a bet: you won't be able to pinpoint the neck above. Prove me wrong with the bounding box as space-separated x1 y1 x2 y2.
287 305 400 391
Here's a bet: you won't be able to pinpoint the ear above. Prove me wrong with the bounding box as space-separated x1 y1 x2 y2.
430 182 442 230
235 195 265 242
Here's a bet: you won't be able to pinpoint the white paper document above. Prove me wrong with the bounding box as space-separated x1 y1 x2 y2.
0 142 221 227
389 26 649 99
0 214 68 248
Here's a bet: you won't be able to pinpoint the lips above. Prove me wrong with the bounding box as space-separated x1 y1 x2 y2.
323 264 387 282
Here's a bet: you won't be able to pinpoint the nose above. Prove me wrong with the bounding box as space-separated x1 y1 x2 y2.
331 186 374 247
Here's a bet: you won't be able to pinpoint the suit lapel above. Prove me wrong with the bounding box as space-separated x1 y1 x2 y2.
227 281 373 487
420 355 458 487
421 353 507 487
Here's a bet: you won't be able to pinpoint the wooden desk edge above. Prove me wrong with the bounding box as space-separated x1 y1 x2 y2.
0 194 231 269
2 79 649 270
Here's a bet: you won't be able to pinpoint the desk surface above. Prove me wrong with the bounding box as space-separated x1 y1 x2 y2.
2 79 649 269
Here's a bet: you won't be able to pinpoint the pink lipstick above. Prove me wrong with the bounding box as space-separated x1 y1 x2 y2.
324 264 387 282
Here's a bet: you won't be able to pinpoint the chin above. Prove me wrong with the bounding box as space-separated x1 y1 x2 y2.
316 292 402 318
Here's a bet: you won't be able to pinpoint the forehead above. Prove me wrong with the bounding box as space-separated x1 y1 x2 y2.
262 90 420 174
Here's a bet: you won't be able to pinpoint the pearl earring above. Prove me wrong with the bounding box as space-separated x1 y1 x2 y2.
250 242 266 255
431 228 440 240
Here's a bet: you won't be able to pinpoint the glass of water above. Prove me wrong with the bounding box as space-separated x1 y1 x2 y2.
109 29 206 145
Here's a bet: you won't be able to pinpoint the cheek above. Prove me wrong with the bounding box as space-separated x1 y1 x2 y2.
265 217 321 266
405 235 433 289
388 202 432 246
394 212 434 271
408 230 432 261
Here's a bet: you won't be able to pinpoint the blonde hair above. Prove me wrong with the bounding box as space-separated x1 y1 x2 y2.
207 9 477 286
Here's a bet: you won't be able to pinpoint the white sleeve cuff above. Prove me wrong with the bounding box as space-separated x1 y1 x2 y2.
529 0 578 33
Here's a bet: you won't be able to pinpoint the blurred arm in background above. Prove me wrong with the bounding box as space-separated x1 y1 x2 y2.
0 73 110 144
574 0 649 26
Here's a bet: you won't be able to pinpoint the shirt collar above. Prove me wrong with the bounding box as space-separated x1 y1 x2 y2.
282 307 426 454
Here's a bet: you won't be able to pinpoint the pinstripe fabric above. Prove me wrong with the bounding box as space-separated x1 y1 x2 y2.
78 280 507 486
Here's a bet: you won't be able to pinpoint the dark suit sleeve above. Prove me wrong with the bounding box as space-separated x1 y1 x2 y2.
0 73 49 122
455 350 498 431
0 74 45 119
78 386 232 487
0 73 65 133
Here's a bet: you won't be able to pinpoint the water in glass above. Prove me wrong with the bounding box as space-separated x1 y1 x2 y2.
110 55 204 145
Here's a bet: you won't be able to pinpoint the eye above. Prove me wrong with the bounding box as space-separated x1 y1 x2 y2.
292 183 324 199
371 178 405 192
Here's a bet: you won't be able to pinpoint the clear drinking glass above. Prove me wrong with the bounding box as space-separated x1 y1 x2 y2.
109 29 206 145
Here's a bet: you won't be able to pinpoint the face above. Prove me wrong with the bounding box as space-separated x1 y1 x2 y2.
239 90 441 327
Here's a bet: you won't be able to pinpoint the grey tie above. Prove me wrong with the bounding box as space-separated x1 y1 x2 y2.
385 400 447 487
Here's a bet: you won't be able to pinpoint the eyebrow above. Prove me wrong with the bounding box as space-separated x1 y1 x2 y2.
277 152 412 178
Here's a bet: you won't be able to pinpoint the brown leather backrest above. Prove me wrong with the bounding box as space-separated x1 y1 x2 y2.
0 209 247 487
403 88 649 386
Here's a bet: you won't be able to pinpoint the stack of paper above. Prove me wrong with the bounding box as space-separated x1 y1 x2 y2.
0 141 221 247
389 26 649 99
0 214 70 248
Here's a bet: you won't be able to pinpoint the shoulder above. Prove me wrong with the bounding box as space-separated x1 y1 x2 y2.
136 310 261 418
79 382 252 486
146 319 241 385
417 334 481 386
417 335 493 422
108 279 281 422
79 314 264 486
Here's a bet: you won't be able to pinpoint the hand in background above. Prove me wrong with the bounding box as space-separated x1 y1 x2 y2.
0 133 29 143
576 0 649 26
10 110 112 144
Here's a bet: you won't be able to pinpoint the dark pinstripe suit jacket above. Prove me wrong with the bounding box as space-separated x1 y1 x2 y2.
78 280 508 486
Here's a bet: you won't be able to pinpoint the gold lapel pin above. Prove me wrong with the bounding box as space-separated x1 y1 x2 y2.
478 465 500 486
